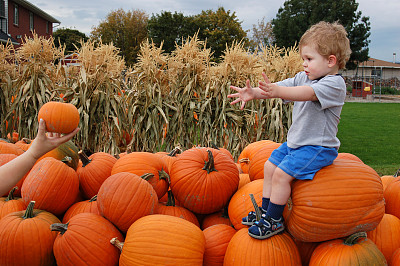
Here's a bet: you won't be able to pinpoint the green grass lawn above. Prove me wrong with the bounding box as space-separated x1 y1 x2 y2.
337 102 400 176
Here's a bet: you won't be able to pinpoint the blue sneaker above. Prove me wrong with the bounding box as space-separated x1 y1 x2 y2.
241 207 266 226
248 214 284 239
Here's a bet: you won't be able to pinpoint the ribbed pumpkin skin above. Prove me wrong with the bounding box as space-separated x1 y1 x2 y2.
224 229 301 265
119 214 205 266
37 140 80 170
392 248 400 265
0 142 24 156
97 172 158 233
309 234 386 265
228 179 263 230
284 158 385 242
247 141 281 181
336 152 363 162
384 178 400 220
203 224 236 266
0 204 60 266
111 152 169 199
77 152 117 199
170 147 239 214
21 157 80 216
156 202 200 227
38 101 80 134
202 210 232 230
0 189 26 219
53 213 123 266
62 196 100 223
367 213 400 264
0 154 26 197
237 140 277 174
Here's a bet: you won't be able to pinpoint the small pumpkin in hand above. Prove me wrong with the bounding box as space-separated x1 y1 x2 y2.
38 101 79 133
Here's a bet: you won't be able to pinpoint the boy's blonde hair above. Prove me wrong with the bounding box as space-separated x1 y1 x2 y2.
299 21 351 69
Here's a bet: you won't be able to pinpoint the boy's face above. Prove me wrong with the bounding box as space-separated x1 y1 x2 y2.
300 45 338 80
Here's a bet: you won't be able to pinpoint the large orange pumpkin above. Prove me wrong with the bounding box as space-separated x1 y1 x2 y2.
170 147 239 214
97 172 158 233
309 232 386 265
111 151 169 199
77 151 117 199
52 213 123 266
0 141 24 155
203 224 236 266
224 229 301 265
237 140 278 174
384 178 400 220
21 157 80 216
0 201 60 265
201 208 232 230
113 214 205 265
284 158 385 242
38 101 80 134
247 141 281 181
367 213 400 264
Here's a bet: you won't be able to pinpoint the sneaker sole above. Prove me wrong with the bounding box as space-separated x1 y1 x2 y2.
248 227 285 240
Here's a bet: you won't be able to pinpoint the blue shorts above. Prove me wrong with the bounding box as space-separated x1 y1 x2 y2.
268 142 338 180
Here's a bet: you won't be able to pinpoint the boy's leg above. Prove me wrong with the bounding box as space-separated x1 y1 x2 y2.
248 168 292 239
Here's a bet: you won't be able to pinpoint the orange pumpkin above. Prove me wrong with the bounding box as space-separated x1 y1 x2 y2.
97 172 158 233
336 152 363 162
21 157 80 216
0 141 24 155
384 178 400 220
203 224 236 266
0 187 26 219
113 214 205 265
14 138 32 151
155 190 199 227
392 248 400 265
77 151 117 199
367 213 400 264
247 141 281 181
228 179 263 230
37 139 80 170
224 229 301 265
38 101 80 133
238 173 251 189
0 201 60 265
201 208 232 230
309 232 386 265
62 195 100 223
237 140 277 174
170 147 239 214
52 213 123 266
284 158 385 242
112 151 169 199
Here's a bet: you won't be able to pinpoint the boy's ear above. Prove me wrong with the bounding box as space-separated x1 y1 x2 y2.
328 55 337 67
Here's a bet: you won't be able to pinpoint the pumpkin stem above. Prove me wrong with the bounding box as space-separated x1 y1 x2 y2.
238 158 250 163
110 237 124 251
394 167 400 177
21 138 32 144
5 186 18 201
141 173 155 181
222 206 229 218
78 150 92 167
158 168 171 184
61 156 72 165
50 223 69 235
210 143 220 150
89 195 98 202
344 232 367 245
249 194 261 221
166 190 176 207
22 201 35 219
203 149 217 174
168 146 182 157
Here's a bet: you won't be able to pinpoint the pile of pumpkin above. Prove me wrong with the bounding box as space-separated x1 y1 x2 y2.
1 105 400 265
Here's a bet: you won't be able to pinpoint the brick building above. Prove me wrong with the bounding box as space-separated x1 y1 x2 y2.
0 0 59 46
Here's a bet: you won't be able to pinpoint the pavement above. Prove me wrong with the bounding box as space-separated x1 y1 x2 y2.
345 95 400 103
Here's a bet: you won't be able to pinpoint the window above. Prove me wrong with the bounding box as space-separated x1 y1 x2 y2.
29 12 34 31
0 0 5 18
14 4 19 25
371 69 381 77
46 21 49 34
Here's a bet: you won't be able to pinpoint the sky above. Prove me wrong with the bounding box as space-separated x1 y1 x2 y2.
29 0 400 63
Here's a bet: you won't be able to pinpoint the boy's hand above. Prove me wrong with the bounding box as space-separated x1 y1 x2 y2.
259 72 279 98
228 79 254 110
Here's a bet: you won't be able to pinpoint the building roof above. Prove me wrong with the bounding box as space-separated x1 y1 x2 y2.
0 30 19 45
13 0 60 24
359 58 400 68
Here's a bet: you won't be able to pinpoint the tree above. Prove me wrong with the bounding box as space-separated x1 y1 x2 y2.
194 7 249 60
249 17 274 51
271 0 370 69
91 9 148 66
147 11 198 54
53 28 88 53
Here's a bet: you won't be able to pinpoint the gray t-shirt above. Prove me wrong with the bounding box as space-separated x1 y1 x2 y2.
276 71 346 149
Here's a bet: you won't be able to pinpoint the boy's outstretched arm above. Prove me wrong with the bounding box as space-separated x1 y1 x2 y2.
0 119 79 196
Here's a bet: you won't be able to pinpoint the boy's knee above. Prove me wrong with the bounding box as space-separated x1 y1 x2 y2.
272 168 293 184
